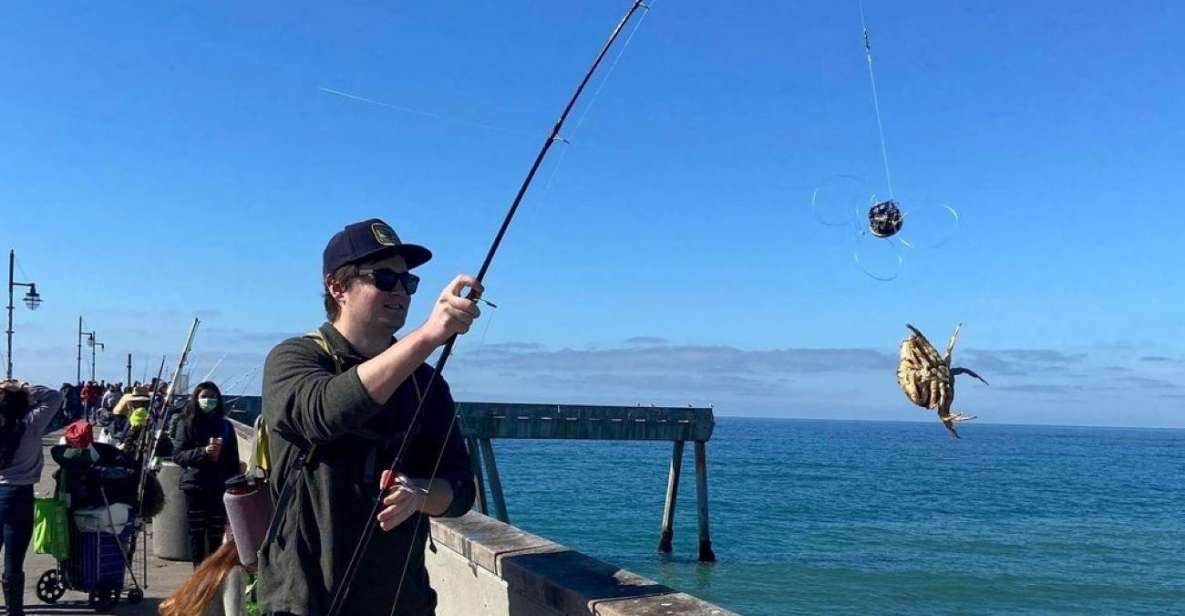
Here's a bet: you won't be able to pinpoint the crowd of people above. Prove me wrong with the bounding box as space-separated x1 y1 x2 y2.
0 375 242 615
56 379 169 425
3 217 481 616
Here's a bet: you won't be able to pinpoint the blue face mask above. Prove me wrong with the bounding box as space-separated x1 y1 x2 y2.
197 398 218 413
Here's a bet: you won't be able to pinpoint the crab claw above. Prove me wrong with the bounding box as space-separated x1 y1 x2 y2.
951 367 989 386
938 408 976 439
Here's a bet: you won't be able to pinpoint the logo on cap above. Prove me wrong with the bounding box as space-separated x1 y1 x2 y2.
371 222 398 246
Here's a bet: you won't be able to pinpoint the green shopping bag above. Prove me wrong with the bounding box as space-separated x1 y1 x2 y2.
33 497 70 561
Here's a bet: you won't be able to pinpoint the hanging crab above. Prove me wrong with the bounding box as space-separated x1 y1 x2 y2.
897 323 989 438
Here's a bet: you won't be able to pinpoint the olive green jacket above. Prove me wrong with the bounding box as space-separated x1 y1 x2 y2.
256 323 475 616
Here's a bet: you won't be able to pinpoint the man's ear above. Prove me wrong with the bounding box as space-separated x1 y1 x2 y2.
325 273 348 304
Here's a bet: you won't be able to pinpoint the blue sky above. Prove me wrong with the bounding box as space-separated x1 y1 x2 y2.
2 1 1181 428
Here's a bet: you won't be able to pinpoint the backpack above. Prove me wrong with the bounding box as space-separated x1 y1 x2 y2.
226 331 341 568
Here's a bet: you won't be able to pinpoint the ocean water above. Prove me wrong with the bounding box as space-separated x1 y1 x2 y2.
488 418 1185 615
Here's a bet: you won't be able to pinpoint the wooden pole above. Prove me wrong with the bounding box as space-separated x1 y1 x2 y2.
479 438 510 523
467 437 488 515
694 440 716 562
658 440 685 553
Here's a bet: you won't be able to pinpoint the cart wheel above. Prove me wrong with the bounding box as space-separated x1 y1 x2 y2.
88 585 119 612
35 569 66 604
126 587 144 604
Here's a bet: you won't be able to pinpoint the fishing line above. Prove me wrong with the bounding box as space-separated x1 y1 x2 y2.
481 0 655 297
320 86 530 135
859 1 895 200
567 0 656 139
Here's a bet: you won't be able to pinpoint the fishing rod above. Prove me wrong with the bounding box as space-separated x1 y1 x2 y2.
135 319 200 507
220 364 261 399
199 351 228 384
325 3 651 614
131 355 168 468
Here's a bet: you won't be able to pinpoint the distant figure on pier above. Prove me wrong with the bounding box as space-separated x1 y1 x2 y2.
256 218 478 616
100 383 122 414
169 382 240 568
59 383 83 423
0 379 64 616
98 385 150 448
80 381 102 421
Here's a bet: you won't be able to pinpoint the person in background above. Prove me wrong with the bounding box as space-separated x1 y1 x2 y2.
123 406 151 458
0 380 64 616
60 383 83 422
168 382 239 567
100 384 121 414
82 381 103 421
79 381 93 420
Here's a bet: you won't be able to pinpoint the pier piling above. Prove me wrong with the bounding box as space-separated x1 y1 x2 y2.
479 437 510 523
694 440 716 562
658 440 685 553
467 436 488 516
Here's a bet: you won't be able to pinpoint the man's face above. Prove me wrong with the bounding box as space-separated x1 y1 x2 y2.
335 254 413 333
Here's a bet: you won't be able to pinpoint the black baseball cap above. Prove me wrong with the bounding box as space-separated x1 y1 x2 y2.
322 218 432 276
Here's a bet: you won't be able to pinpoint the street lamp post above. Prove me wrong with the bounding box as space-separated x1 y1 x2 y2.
86 332 104 382
6 249 42 379
77 317 83 383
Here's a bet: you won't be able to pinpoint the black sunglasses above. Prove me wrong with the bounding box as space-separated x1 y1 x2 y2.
358 268 420 294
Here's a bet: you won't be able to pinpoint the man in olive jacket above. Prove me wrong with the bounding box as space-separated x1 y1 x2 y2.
258 218 481 616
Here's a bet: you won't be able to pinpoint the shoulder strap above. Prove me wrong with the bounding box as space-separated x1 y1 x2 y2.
248 415 269 475
304 330 342 374
256 331 341 472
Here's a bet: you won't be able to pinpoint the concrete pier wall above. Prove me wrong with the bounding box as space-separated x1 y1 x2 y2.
426 513 737 616
228 420 739 616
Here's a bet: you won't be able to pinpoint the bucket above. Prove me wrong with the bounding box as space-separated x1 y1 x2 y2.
151 461 191 561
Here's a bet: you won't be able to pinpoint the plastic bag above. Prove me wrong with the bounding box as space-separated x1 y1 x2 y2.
33 497 70 560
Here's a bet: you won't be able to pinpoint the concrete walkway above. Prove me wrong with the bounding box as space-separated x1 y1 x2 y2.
11 432 195 616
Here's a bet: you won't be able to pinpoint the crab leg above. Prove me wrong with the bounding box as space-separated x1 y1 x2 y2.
944 323 963 362
930 378 944 411
951 366 989 386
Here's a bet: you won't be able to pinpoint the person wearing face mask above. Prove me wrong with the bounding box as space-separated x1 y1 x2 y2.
169 382 240 567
